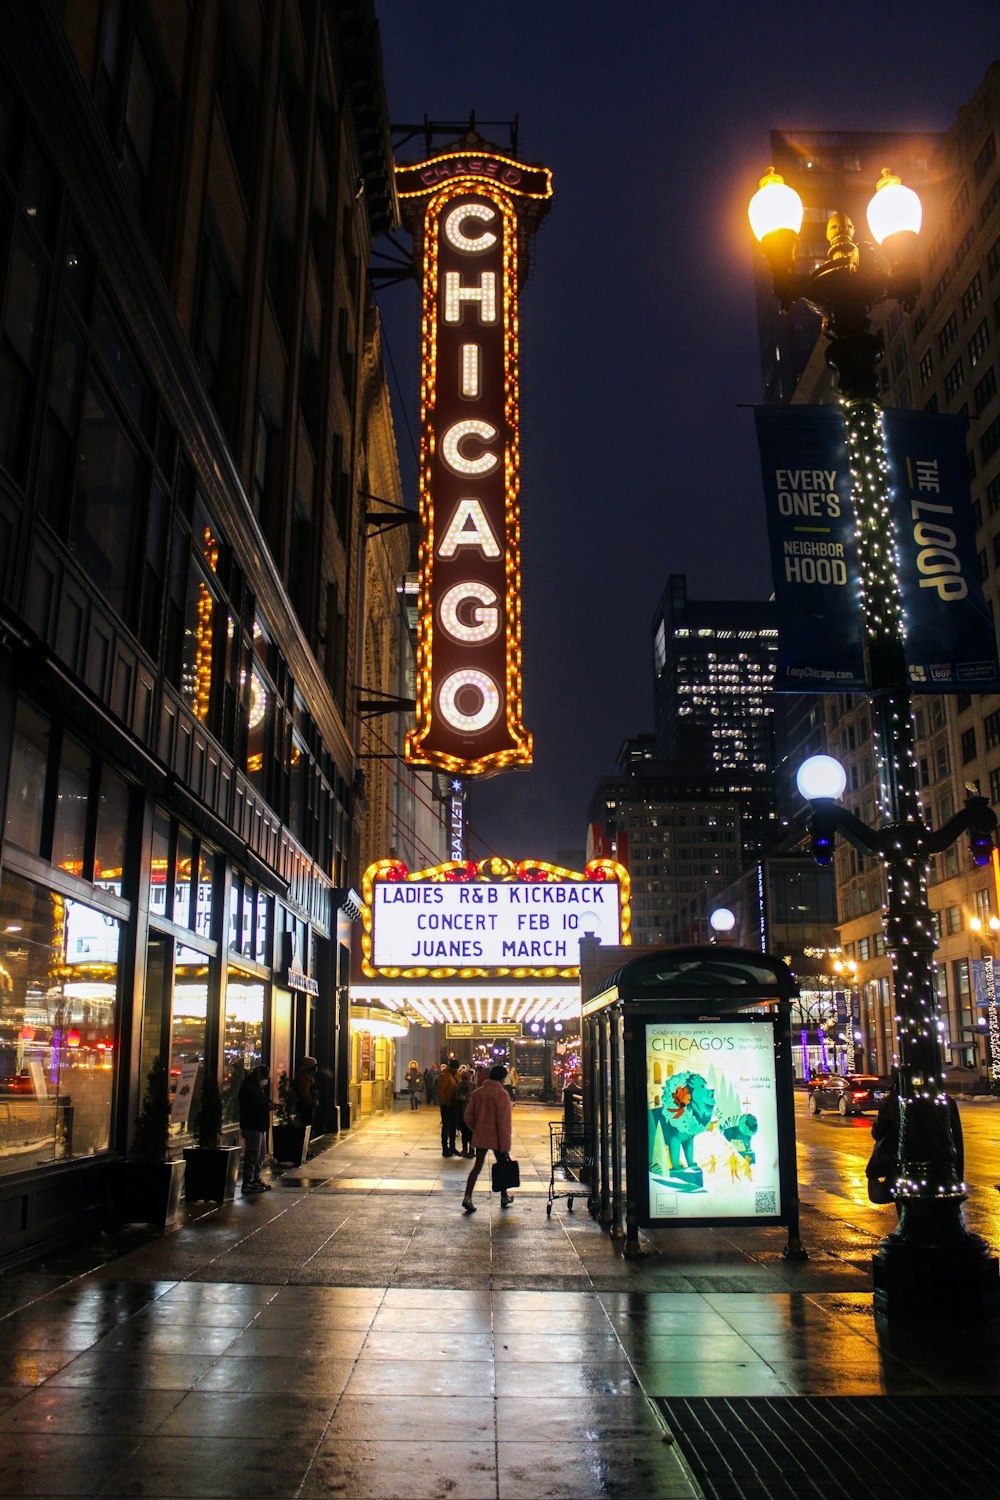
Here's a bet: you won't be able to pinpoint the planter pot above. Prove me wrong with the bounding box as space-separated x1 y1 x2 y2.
183 1145 240 1203
272 1123 310 1165
112 1159 185 1228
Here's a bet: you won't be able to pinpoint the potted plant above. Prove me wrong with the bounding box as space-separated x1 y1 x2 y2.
112 1056 185 1228
271 1070 309 1166
183 1072 240 1202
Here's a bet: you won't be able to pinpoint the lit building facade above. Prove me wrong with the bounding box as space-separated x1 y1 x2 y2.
0 0 421 1260
652 574 780 863
587 749 744 946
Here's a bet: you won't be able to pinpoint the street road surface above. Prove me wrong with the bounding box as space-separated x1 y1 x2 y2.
794 1093 1000 1247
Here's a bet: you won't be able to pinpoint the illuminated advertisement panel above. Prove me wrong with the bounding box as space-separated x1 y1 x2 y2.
361 856 629 980
397 148 553 776
645 1020 781 1224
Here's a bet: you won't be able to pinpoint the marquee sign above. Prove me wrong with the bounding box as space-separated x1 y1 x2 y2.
360 856 630 980
397 144 553 776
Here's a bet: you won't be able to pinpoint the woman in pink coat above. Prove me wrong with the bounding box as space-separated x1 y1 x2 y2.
462 1064 514 1212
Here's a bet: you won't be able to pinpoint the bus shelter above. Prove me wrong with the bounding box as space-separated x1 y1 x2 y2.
581 946 805 1260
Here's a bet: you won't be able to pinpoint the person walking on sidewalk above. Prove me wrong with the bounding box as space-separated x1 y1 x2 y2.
437 1057 460 1156
455 1066 474 1155
462 1064 514 1212
406 1061 422 1110
238 1065 274 1194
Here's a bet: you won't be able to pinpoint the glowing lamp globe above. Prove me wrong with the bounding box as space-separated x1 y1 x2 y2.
866 169 922 245
748 169 803 242
709 907 736 934
796 754 847 802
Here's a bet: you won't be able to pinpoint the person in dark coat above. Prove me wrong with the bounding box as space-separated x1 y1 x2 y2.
238 1065 273 1194
294 1056 319 1125
437 1058 460 1157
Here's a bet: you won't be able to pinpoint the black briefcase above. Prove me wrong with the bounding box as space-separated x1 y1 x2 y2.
491 1157 520 1191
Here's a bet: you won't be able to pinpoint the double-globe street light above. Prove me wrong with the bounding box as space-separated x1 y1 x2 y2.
752 172 1000 1319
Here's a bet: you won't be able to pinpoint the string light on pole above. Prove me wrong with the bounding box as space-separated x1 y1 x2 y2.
752 168 1000 1320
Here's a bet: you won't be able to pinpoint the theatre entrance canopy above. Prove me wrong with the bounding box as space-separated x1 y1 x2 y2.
352 857 630 1027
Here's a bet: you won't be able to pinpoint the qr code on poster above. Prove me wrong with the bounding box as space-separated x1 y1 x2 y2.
755 1189 777 1215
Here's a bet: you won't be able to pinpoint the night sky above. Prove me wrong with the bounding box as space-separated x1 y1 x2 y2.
371 1 1000 865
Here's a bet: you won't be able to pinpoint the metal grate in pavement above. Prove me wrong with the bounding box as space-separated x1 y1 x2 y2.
655 1396 1000 1500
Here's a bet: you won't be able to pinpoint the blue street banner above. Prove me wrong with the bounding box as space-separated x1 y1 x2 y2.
754 406 866 691
883 409 1000 692
971 957 1000 1007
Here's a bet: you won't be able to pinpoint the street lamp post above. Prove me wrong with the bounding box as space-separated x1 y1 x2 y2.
753 170 1000 1319
832 958 861 1073
969 915 1000 1087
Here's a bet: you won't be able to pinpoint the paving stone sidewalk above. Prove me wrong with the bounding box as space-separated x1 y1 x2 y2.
0 1102 998 1498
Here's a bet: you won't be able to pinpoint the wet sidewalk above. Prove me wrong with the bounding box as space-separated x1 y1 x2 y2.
1 1102 999 1498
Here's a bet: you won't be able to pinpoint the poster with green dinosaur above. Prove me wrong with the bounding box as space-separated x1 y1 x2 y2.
645 1020 781 1221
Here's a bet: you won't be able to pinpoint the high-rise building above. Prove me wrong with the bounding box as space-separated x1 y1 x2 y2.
652 573 779 862
0 0 444 1262
587 747 743 946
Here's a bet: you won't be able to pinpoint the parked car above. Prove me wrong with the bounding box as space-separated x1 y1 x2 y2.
806 1073 892 1116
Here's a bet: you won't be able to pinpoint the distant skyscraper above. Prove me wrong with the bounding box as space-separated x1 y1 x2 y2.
651 575 779 861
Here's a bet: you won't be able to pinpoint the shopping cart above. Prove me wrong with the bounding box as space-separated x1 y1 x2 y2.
546 1120 589 1216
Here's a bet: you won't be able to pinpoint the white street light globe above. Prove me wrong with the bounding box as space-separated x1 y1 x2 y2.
866 168 922 244
710 907 736 934
748 169 804 242
796 754 847 802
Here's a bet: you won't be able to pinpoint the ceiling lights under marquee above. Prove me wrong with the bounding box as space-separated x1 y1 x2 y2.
349 984 582 1029
360 856 631 981
396 145 553 779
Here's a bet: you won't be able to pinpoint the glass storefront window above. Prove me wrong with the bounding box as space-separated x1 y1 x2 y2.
151 809 170 921
3 699 49 855
244 665 272 796
255 894 270 966
94 767 129 892
0 872 118 1176
241 883 255 954
222 965 264 1123
51 733 90 878
174 826 193 928
169 944 209 1137
195 848 213 940
229 880 240 949
180 560 219 725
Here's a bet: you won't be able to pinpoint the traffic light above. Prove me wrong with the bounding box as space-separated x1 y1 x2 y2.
969 823 995 868
809 804 838 867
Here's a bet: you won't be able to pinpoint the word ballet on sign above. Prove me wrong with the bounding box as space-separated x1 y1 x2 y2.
398 145 553 777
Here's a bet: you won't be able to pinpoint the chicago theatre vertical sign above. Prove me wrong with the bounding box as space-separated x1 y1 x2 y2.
397 144 553 776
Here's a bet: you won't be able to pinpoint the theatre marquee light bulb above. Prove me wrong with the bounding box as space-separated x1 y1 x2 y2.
441 419 499 476
439 582 500 642
443 202 497 252
437 497 501 557
438 670 501 733
461 343 481 398
444 270 496 323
